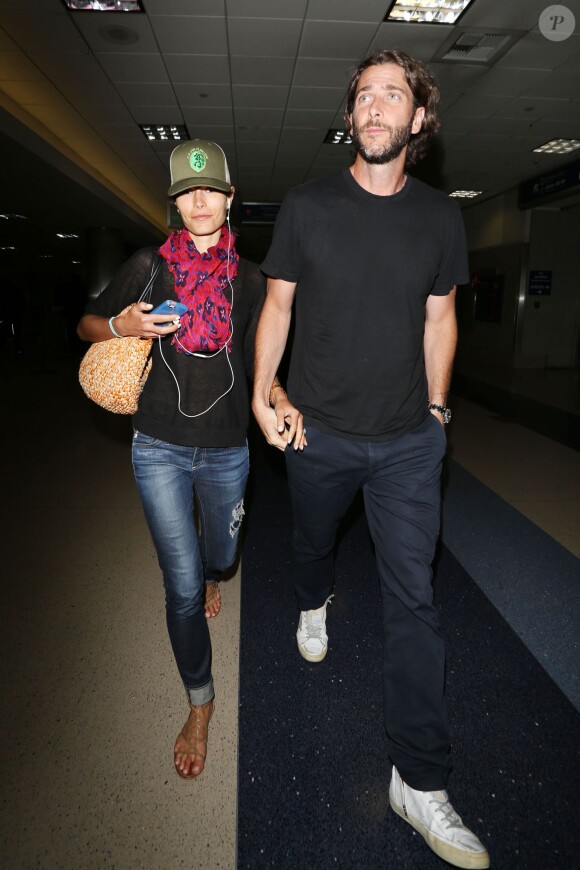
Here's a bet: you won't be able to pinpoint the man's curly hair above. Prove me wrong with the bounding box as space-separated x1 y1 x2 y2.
344 49 441 168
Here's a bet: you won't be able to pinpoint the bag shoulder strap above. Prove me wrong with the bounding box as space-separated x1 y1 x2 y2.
137 251 163 304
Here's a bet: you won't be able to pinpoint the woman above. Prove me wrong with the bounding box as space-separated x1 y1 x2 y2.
78 139 302 778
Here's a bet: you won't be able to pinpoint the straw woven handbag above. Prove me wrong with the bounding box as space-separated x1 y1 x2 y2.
79 254 162 414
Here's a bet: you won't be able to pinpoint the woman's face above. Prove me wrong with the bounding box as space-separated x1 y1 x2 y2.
175 186 233 252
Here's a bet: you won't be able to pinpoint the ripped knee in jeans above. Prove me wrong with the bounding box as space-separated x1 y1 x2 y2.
229 499 245 538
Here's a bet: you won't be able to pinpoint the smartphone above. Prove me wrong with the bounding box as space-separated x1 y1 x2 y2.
151 299 188 326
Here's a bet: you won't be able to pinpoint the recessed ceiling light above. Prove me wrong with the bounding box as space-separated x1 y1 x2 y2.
56 233 79 239
324 129 353 145
449 190 483 198
385 0 475 25
62 1 143 11
0 246 16 251
0 213 27 220
140 125 188 142
533 139 580 155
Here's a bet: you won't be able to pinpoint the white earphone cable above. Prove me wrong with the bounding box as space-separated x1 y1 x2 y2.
157 207 235 418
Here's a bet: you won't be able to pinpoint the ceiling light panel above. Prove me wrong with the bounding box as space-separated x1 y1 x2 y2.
385 0 475 25
533 139 580 156
324 130 353 145
140 125 188 142
62 1 144 11
449 190 483 198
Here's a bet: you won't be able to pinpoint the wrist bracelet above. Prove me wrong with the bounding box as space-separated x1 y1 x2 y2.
269 383 286 407
108 316 122 338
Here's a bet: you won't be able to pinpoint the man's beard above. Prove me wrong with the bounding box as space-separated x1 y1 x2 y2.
352 117 414 164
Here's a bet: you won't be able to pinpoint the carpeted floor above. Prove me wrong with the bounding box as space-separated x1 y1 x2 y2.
238 438 580 869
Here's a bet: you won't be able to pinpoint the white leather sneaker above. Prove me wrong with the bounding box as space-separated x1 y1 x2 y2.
296 596 333 662
389 766 490 869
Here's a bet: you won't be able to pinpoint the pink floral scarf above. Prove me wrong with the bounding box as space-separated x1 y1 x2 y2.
158 226 239 354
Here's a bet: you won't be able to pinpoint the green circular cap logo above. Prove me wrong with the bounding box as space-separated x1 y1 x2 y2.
188 148 207 173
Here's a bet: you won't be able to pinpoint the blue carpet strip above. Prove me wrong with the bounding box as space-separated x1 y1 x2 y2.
238 439 579 869
442 460 580 711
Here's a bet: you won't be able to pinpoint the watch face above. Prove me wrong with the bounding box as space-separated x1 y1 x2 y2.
443 408 452 424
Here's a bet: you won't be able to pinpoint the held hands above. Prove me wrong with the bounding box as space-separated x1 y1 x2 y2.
252 394 307 452
112 302 181 340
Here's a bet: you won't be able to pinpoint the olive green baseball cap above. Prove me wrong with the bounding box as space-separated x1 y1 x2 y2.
168 139 231 197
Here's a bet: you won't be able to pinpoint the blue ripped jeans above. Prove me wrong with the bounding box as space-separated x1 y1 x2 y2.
132 431 249 705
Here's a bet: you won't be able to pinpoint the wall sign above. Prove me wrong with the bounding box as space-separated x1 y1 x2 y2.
528 270 552 296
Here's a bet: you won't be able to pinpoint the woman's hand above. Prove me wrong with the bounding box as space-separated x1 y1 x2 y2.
112 302 182 339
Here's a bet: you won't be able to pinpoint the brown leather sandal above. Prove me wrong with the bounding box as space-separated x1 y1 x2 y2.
204 582 221 618
174 699 215 779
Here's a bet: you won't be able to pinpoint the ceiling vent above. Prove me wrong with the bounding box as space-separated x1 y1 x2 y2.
434 28 524 65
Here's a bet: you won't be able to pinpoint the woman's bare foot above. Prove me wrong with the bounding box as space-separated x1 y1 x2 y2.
174 699 214 778
204 582 221 618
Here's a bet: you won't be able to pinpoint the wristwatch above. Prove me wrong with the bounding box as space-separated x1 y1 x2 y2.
428 403 452 424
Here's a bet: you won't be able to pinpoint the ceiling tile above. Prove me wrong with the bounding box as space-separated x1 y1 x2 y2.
0 49 45 80
182 106 234 126
466 67 545 98
95 52 169 83
293 58 357 88
287 86 345 111
146 0 225 13
299 21 377 59
494 96 578 122
227 18 303 57
554 37 580 72
130 106 184 125
520 118 580 141
163 54 230 84
498 32 580 71
233 85 289 109
83 103 136 124
226 0 308 18
280 127 328 145
306 0 387 22
285 107 337 127
460 0 547 30
237 141 278 161
520 71 580 101
368 22 451 61
115 83 178 107
0 28 18 51
92 123 147 144
0 7 87 53
230 56 295 87
445 93 512 118
236 126 280 142
428 63 486 93
151 16 228 54
233 107 284 126
174 83 232 107
74 12 158 53
274 144 315 165
176 124 235 141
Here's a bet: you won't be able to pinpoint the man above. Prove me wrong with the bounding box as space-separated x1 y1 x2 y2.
252 49 489 869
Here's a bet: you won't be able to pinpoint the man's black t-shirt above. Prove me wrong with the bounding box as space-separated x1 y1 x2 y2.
261 169 469 441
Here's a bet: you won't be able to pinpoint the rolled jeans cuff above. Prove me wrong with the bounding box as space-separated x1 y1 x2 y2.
185 677 214 706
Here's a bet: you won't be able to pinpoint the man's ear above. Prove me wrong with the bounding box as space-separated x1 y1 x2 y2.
412 106 425 135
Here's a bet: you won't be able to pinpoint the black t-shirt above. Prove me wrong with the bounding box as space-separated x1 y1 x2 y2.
261 169 469 441
84 247 265 447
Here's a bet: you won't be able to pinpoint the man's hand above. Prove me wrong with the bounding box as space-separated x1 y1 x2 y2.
252 396 307 452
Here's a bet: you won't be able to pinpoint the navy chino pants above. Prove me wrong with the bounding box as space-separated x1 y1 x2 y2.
285 413 451 790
